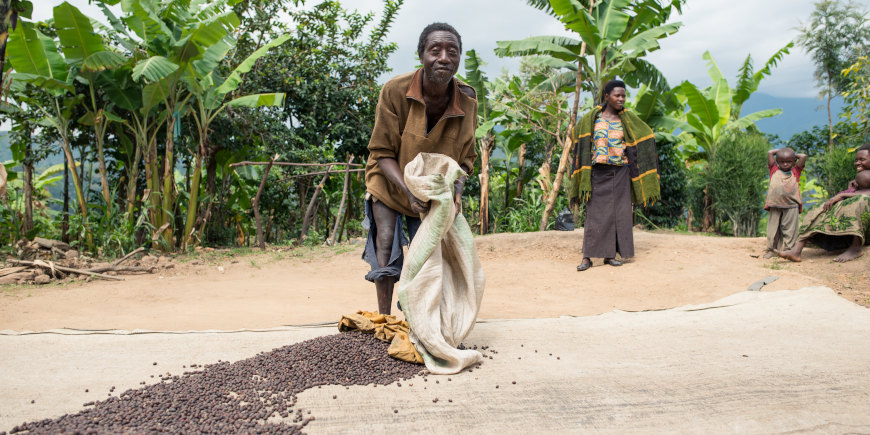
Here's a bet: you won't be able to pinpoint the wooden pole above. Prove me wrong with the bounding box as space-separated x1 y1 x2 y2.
328 154 354 245
230 161 362 168
253 155 277 250
300 169 331 241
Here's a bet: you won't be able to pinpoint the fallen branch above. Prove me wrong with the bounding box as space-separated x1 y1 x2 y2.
87 265 156 274
112 247 146 266
8 259 124 281
0 266 28 278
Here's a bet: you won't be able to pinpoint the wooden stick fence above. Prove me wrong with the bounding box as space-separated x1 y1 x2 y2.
231 159 363 249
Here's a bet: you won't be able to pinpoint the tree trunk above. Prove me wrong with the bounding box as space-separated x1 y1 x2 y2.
126 136 142 223
827 76 834 150
23 144 33 234
253 156 276 250
199 146 220 237
301 170 331 241
161 114 176 247
539 40 587 232
539 134 573 231
183 152 204 250
702 187 714 233
95 124 111 210
62 158 69 243
516 143 526 199
59 136 87 219
478 135 493 234
329 154 354 245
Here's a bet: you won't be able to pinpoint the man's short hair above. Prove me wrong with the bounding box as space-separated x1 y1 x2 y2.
417 22 462 58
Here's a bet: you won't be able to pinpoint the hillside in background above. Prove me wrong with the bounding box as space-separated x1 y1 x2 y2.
745 93 844 141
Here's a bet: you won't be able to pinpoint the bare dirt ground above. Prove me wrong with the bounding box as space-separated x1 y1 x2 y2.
1 229 867 331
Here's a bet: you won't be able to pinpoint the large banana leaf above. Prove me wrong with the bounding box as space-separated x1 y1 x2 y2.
680 81 718 131
133 56 180 82
591 0 631 47
142 78 172 113
11 72 74 94
729 108 782 131
733 42 793 111
523 55 579 71
53 2 104 63
709 77 731 126
494 36 582 62
122 0 171 44
463 49 489 118
619 22 681 58
7 22 67 81
216 33 292 95
621 58 670 95
97 67 141 112
193 37 233 77
82 51 127 71
548 0 587 16
224 93 285 108
702 51 726 86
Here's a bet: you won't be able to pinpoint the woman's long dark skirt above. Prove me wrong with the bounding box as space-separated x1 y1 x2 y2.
582 164 634 259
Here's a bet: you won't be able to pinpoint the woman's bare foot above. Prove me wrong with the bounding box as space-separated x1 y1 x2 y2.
763 251 776 259
834 237 863 262
775 248 801 262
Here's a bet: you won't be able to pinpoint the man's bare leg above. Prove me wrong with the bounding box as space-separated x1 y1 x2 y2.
372 201 399 315
834 236 864 262
775 239 806 262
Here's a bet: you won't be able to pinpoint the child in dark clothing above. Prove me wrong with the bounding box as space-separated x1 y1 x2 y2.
763 147 807 258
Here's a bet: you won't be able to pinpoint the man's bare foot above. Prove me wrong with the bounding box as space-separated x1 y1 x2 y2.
775 249 801 262
763 251 775 259
834 247 863 262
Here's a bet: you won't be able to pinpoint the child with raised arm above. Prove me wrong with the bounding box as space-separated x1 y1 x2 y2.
763 147 807 258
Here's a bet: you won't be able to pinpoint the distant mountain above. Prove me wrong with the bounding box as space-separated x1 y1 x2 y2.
742 93 844 141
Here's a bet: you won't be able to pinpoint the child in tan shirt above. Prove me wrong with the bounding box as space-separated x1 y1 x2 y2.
764 147 807 258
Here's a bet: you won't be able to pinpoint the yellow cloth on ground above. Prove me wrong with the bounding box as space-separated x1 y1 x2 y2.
338 310 423 364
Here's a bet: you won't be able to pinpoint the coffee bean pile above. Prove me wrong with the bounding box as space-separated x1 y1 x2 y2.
8 331 422 434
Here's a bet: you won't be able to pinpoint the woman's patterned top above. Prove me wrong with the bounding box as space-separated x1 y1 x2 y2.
592 114 627 166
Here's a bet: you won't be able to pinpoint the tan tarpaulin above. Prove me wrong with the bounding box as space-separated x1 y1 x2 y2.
338 311 422 364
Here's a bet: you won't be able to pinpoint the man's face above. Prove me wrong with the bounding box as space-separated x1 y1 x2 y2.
421 30 460 85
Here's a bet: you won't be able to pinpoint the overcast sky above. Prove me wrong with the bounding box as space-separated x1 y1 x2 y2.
34 0 870 99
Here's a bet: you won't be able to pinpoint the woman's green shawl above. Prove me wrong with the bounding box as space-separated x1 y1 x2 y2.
569 106 661 206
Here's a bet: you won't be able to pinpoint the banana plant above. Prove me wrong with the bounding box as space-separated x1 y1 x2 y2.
6 21 88 220
53 1 127 210
181 32 290 248
496 0 684 229
675 44 793 160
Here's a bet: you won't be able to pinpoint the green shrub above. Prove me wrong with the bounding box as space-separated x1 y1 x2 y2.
706 133 770 237
639 138 687 228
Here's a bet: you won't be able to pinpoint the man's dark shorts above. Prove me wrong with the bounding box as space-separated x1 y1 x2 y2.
361 196 421 282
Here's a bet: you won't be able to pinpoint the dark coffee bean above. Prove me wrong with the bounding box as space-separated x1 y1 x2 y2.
85 389 88 393
448 399 452 403
394 409 398 413
512 381 516 384
153 362 157 366
30 400 34 404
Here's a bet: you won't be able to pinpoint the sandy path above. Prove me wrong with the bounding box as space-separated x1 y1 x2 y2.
1 229 866 331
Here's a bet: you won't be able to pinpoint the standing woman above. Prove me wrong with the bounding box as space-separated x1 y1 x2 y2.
570 80 660 271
